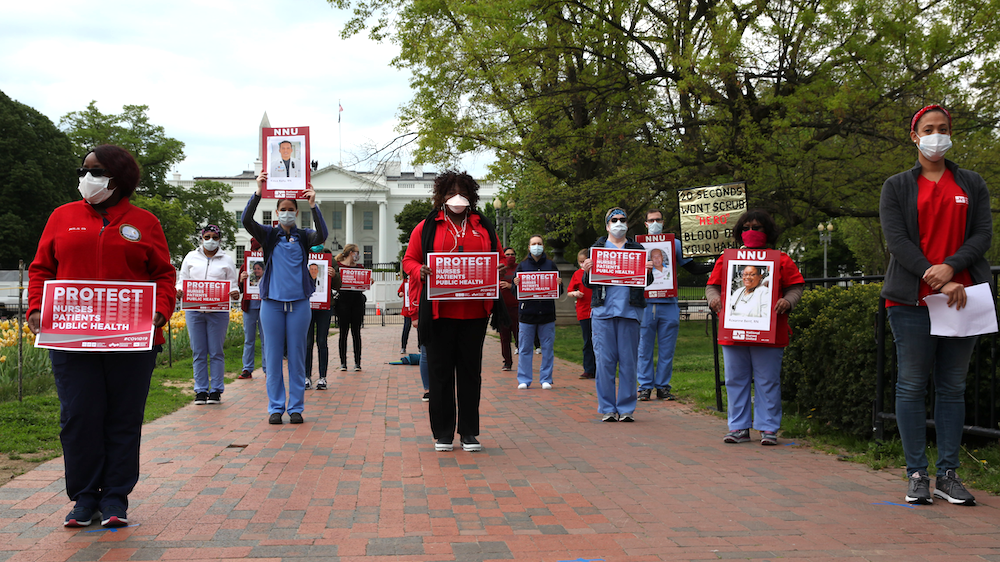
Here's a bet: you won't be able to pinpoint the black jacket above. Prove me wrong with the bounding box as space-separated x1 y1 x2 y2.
515 253 562 324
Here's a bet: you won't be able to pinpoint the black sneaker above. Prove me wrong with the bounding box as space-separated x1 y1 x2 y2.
656 388 676 400
289 412 304 424
619 413 635 422
934 470 976 505
238 370 253 379
461 435 482 452
64 505 96 527
268 413 283 425
422 392 430 402
340 364 348 371
316 378 327 390
353 364 362 372
304 378 312 390
207 391 221 404
638 389 652 401
194 392 208 405
101 505 128 527
905 471 933 505
602 413 618 422
435 438 454 452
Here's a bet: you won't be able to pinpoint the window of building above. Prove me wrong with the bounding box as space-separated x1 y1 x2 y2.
262 210 272 225
234 210 241 224
363 210 374 231
235 245 245 268
301 211 311 229
363 245 373 268
332 211 343 230
400 183 415 189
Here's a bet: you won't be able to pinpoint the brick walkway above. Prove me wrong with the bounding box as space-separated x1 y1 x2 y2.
1 324 998 561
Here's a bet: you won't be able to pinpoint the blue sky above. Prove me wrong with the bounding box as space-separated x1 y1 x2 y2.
1 0 492 179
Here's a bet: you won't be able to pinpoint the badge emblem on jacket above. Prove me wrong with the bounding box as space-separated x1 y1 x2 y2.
120 225 141 242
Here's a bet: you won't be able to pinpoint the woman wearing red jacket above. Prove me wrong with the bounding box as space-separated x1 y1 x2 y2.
402 171 506 453
28 145 176 529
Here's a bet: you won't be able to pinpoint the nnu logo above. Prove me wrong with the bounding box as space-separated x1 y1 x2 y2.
733 330 746 340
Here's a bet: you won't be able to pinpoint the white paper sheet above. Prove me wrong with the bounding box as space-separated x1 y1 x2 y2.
924 282 998 337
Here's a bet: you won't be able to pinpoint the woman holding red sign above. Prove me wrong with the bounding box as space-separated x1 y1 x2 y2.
334 243 366 371
705 210 803 446
513 235 563 390
28 144 176 528
581 208 653 422
242 171 327 425
176 225 240 406
403 170 507 453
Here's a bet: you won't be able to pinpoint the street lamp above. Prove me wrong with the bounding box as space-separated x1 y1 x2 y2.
493 197 515 247
817 222 834 281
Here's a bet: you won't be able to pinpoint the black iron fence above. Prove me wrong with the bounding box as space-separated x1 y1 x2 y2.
709 272 1000 440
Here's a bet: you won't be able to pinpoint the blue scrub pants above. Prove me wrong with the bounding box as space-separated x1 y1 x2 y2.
242 306 265 374
186 310 229 394
517 321 555 386
888 306 978 476
261 298 311 414
722 345 784 432
50 348 158 511
592 317 639 416
637 303 680 391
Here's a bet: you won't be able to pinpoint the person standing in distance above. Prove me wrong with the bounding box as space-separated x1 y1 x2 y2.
513 235 562 390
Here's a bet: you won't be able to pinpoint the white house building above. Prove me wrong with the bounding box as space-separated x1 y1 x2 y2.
168 160 501 268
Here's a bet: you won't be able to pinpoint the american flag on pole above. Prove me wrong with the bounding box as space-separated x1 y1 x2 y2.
339 103 343 123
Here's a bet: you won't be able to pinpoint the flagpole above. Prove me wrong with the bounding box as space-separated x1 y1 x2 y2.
338 99 342 167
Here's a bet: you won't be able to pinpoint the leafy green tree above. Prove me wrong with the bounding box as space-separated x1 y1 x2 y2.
0 91 78 268
131 195 197 265
332 0 1000 248
394 198 434 259
60 102 185 198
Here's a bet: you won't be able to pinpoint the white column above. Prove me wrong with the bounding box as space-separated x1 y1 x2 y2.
345 201 354 247
378 201 388 263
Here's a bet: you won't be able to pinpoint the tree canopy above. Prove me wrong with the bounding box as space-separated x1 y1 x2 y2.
332 0 1000 251
0 90 78 269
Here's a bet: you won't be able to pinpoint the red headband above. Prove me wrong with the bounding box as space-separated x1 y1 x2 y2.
910 105 951 132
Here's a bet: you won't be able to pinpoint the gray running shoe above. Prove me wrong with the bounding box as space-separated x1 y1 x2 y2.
723 429 750 443
905 471 933 505
933 470 975 505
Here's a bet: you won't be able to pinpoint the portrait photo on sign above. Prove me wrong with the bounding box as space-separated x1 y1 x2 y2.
644 243 675 292
248 261 264 287
268 139 303 180
308 260 328 302
723 260 773 330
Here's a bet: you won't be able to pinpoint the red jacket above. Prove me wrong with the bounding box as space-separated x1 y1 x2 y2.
28 199 177 346
402 211 502 320
568 268 592 320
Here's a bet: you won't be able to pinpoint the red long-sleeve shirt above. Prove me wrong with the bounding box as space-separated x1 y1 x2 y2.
28 199 176 346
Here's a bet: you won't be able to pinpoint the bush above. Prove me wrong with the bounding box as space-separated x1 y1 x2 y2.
158 308 245 365
783 283 892 438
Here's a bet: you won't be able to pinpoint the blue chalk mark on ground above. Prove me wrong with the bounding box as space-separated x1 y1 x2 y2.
557 558 605 562
784 442 797 446
84 523 141 533
871 501 917 509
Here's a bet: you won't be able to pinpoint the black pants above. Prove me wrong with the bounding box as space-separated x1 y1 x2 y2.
306 308 333 379
498 305 519 367
337 296 365 366
50 347 158 511
426 317 488 439
401 316 412 350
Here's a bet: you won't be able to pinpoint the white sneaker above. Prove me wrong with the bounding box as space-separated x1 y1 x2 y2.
542 382 552 390
517 383 528 389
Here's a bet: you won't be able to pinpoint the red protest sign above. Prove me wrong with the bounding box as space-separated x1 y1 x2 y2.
339 267 372 291
515 271 560 300
261 126 311 199
427 252 499 300
181 280 232 311
35 280 157 351
718 248 781 344
244 250 264 300
308 253 333 310
589 247 647 287
636 234 678 299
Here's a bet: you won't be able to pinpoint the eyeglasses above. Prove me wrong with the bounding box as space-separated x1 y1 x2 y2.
741 225 763 232
646 218 663 223
608 217 627 224
77 168 112 178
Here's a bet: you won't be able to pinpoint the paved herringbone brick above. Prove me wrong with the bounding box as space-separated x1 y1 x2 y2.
0 323 997 561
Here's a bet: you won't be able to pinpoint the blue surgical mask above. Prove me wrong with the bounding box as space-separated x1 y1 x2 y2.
529 244 544 257
646 221 663 235
278 210 296 226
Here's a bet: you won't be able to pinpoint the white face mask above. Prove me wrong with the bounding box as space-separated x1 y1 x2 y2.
202 239 219 252
646 221 663 235
445 194 469 214
917 133 952 162
78 173 114 205
529 244 544 257
609 222 628 238
278 210 297 226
